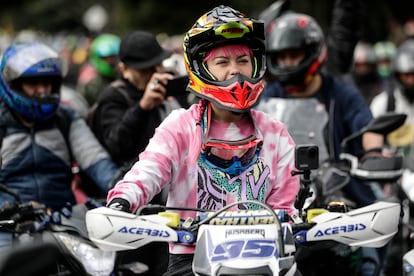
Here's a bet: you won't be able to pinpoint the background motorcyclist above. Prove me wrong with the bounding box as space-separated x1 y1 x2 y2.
259 0 362 77
371 39 414 131
261 12 389 276
262 12 384 206
0 41 118 210
106 5 300 275
91 30 179 169
343 41 386 105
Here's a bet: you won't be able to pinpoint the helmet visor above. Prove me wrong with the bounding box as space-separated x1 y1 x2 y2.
3 45 62 81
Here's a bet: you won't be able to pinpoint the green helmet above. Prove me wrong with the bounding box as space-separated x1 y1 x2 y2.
89 34 120 77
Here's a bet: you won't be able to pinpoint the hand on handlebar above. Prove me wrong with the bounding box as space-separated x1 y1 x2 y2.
359 147 383 163
107 198 131 213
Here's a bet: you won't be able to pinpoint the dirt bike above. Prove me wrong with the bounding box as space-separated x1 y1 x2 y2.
85 196 400 276
0 184 144 276
84 109 405 275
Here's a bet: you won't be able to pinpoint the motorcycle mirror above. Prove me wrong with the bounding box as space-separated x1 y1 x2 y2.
363 112 407 135
341 113 407 152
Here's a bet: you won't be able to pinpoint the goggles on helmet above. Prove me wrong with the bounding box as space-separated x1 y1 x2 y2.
201 135 263 175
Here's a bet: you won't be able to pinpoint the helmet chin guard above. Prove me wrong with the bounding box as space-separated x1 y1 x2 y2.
187 73 264 112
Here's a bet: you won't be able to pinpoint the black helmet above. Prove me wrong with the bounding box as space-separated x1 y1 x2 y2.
183 5 266 111
393 39 414 102
266 12 327 93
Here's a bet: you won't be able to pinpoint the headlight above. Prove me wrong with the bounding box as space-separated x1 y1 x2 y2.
403 260 414 276
55 233 116 276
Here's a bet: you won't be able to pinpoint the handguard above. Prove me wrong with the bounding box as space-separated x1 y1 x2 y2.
294 201 400 248
340 152 404 182
85 207 178 251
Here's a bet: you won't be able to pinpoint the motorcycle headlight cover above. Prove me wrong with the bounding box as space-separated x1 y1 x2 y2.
183 5 266 112
0 42 63 121
56 233 116 276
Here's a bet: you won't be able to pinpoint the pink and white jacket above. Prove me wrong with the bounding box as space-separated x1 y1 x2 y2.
107 102 299 254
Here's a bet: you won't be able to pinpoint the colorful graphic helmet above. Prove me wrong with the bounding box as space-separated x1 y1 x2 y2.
0 42 63 121
183 5 266 112
89 33 120 78
266 12 327 93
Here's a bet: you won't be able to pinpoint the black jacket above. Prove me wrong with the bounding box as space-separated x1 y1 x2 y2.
93 78 178 167
326 0 363 76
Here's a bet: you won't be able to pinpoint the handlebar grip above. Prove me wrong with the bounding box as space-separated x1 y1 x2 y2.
291 222 313 233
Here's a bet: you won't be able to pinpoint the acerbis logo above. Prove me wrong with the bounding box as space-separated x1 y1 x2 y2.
118 227 170 238
314 223 366 237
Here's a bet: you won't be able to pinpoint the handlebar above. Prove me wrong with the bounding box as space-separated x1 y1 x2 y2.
138 200 289 257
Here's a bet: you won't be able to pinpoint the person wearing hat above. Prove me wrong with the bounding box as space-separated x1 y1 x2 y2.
90 30 180 275
92 30 180 167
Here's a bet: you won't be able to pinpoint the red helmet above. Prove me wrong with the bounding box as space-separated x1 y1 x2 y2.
183 5 266 112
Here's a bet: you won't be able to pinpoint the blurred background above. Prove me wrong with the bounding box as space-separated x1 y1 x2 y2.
0 0 412 84
0 0 412 41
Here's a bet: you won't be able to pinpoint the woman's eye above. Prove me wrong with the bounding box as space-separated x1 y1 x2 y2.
216 60 227 65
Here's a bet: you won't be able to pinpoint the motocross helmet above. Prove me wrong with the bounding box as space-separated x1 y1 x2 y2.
183 5 266 112
392 39 414 103
0 42 63 121
89 33 120 78
266 12 327 93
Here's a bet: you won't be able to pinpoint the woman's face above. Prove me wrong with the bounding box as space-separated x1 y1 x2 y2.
205 48 253 81
204 45 254 122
